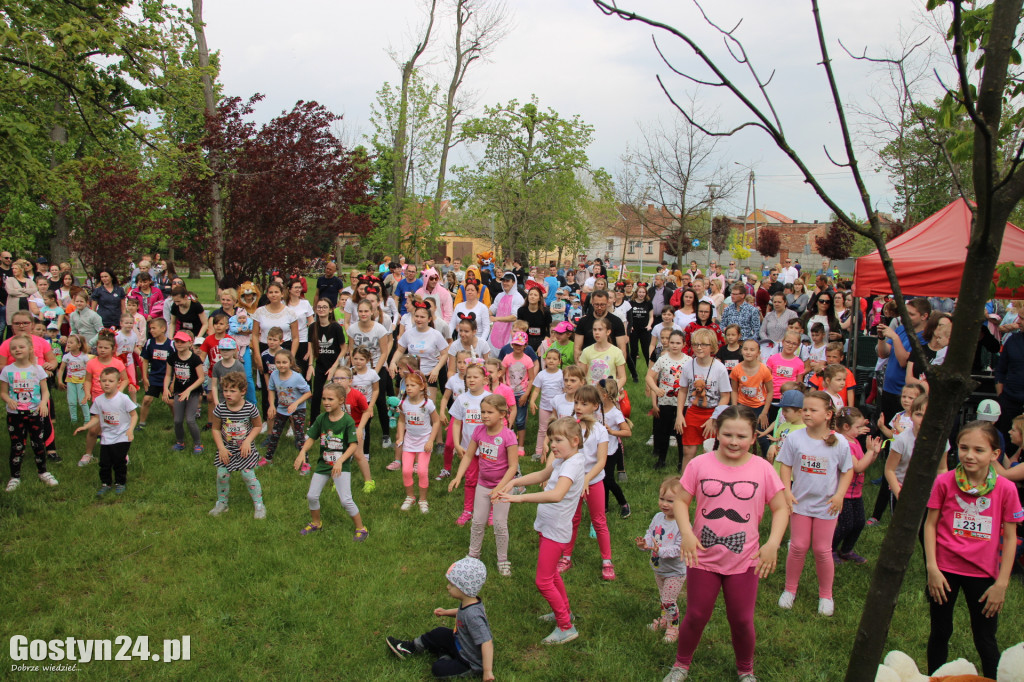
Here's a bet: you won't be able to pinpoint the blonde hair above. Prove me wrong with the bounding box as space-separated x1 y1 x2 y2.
481 394 509 415
659 476 684 497
219 288 238 304
562 364 585 384
546 416 584 450
690 327 719 353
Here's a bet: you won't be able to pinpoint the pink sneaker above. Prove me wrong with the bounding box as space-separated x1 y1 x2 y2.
299 463 311 476
385 460 401 471
556 556 572 574
601 562 616 581
456 511 473 526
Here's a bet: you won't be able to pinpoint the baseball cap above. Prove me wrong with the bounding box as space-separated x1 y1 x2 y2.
218 337 238 350
976 399 1001 422
501 272 516 281
780 390 805 409
172 331 192 343
511 331 528 346
553 321 574 334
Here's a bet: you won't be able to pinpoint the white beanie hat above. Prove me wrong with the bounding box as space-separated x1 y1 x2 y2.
446 557 487 598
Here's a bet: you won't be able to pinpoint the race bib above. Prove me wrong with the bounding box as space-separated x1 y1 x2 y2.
320 434 347 462
102 411 119 427
528 327 541 336
224 420 247 443
406 409 426 426
478 441 499 462
799 452 827 475
174 365 190 381
741 385 758 398
152 349 168 361
724 359 739 370
952 511 992 541
465 408 482 425
776 366 793 378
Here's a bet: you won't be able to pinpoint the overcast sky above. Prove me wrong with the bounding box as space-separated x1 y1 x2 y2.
191 0 950 222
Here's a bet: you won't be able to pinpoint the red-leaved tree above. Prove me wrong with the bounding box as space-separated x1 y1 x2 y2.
175 96 376 287
756 227 780 258
710 215 730 255
814 220 854 260
66 159 170 279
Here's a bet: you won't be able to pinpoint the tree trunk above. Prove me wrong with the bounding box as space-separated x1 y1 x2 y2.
49 101 70 263
187 255 202 280
192 0 225 288
432 0 467 232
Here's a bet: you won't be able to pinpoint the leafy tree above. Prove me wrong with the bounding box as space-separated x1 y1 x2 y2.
451 96 604 261
726 230 751 260
710 216 730 255
174 97 375 287
814 220 855 260
65 158 169 276
755 227 780 258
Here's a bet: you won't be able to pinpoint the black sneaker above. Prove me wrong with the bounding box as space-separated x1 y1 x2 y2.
385 636 416 660
47 452 62 463
620 503 631 519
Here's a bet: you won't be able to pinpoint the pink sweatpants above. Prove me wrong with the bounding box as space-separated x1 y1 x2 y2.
785 513 838 599
535 408 554 456
566 480 612 561
536 533 573 630
443 420 456 471
462 457 479 513
402 450 430 489
675 566 758 674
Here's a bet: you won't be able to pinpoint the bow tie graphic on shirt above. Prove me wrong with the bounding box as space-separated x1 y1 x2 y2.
700 526 746 554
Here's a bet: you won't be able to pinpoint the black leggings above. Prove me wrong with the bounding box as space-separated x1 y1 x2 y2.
99 441 130 486
308 366 331 421
927 570 1001 677
627 329 651 380
375 369 393 439
416 627 474 678
652 404 680 466
603 448 627 507
831 497 865 554
871 390 904 521
8 411 48 478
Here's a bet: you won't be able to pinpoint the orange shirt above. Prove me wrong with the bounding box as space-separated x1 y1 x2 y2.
730 362 772 408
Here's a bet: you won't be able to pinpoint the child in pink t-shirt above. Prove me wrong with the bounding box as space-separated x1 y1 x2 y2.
831 407 880 565
450 395 519 577
666 405 788 682
501 331 537 455
484 358 517 425
766 330 806 402
924 421 1022 678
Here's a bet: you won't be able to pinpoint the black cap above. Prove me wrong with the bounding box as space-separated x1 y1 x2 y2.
501 272 516 281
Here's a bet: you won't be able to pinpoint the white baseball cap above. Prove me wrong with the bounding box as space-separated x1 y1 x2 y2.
976 399 1001 422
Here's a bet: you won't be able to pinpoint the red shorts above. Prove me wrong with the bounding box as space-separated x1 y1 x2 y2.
681 405 714 446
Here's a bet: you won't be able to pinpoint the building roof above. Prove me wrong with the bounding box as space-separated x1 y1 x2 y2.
611 203 678 238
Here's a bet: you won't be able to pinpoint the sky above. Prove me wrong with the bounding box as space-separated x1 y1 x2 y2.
190 0 950 222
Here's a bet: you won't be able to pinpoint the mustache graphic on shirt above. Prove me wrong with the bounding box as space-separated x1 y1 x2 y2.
701 507 750 523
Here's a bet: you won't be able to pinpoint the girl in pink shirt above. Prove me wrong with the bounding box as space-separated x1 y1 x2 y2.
451 395 519 577
924 421 1022 678
484 358 517 427
664 405 789 682
766 331 806 401
831 407 881 565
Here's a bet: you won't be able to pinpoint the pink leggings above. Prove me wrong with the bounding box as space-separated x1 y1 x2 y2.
675 566 758 674
462 457 479 513
443 420 456 471
536 533 573 630
402 451 430 489
566 480 612 561
785 513 838 599
535 408 554 456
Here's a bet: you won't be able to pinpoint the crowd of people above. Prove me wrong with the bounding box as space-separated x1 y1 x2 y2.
1 248 1022 681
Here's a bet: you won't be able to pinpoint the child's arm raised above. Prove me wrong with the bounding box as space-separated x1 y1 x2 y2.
853 437 882 473
504 473 572 504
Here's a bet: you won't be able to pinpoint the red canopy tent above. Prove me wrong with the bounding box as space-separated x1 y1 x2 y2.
852 198 1024 299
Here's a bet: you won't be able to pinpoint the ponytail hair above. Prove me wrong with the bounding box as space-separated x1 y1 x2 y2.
835 406 864 432
546 416 584 452
804 390 839 445
574 385 602 440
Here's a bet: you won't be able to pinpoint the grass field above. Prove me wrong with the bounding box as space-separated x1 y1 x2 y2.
2 284 1022 680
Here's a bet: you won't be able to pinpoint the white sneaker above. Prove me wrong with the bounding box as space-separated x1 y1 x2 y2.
209 502 229 516
434 469 451 481
286 427 294 438
662 668 689 682
5 478 21 492
38 472 58 487
254 504 266 520
260 422 268 434
818 598 834 617
778 591 795 609
400 496 415 511
419 499 429 514
646 435 654 446
382 436 393 449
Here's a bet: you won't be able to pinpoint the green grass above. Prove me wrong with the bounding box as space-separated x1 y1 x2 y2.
1 368 1022 680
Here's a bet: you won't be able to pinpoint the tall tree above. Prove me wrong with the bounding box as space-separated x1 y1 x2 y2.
632 100 739 269
592 1 1024 678
431 0 510 231
451 96 604 261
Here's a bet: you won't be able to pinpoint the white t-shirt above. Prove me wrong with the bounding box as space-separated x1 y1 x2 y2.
552 392 575 418
780 266 799 285
288 300 315 342
489 291 524 317
777 428 852 519
890 427 917 484
680 359 731 408
398 327 449 374
399 397 435 451
347 322 389 367
650 353 692 407
90 392 138 445
612 301 631 324
801 342 827 364
449 389 491 449
674 310 696 330
254 306 298 343
600 406 626 456
580 422 610 485
452 301 491 340
532 369 564 411
444 373 466 398
350 368 380 405
448 337 493 362
534 452 587 543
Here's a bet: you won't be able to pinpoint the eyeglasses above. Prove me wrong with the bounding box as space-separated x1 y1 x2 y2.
692 342 712 348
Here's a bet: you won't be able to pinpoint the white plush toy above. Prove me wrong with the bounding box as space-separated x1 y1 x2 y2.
874 642 1024 682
